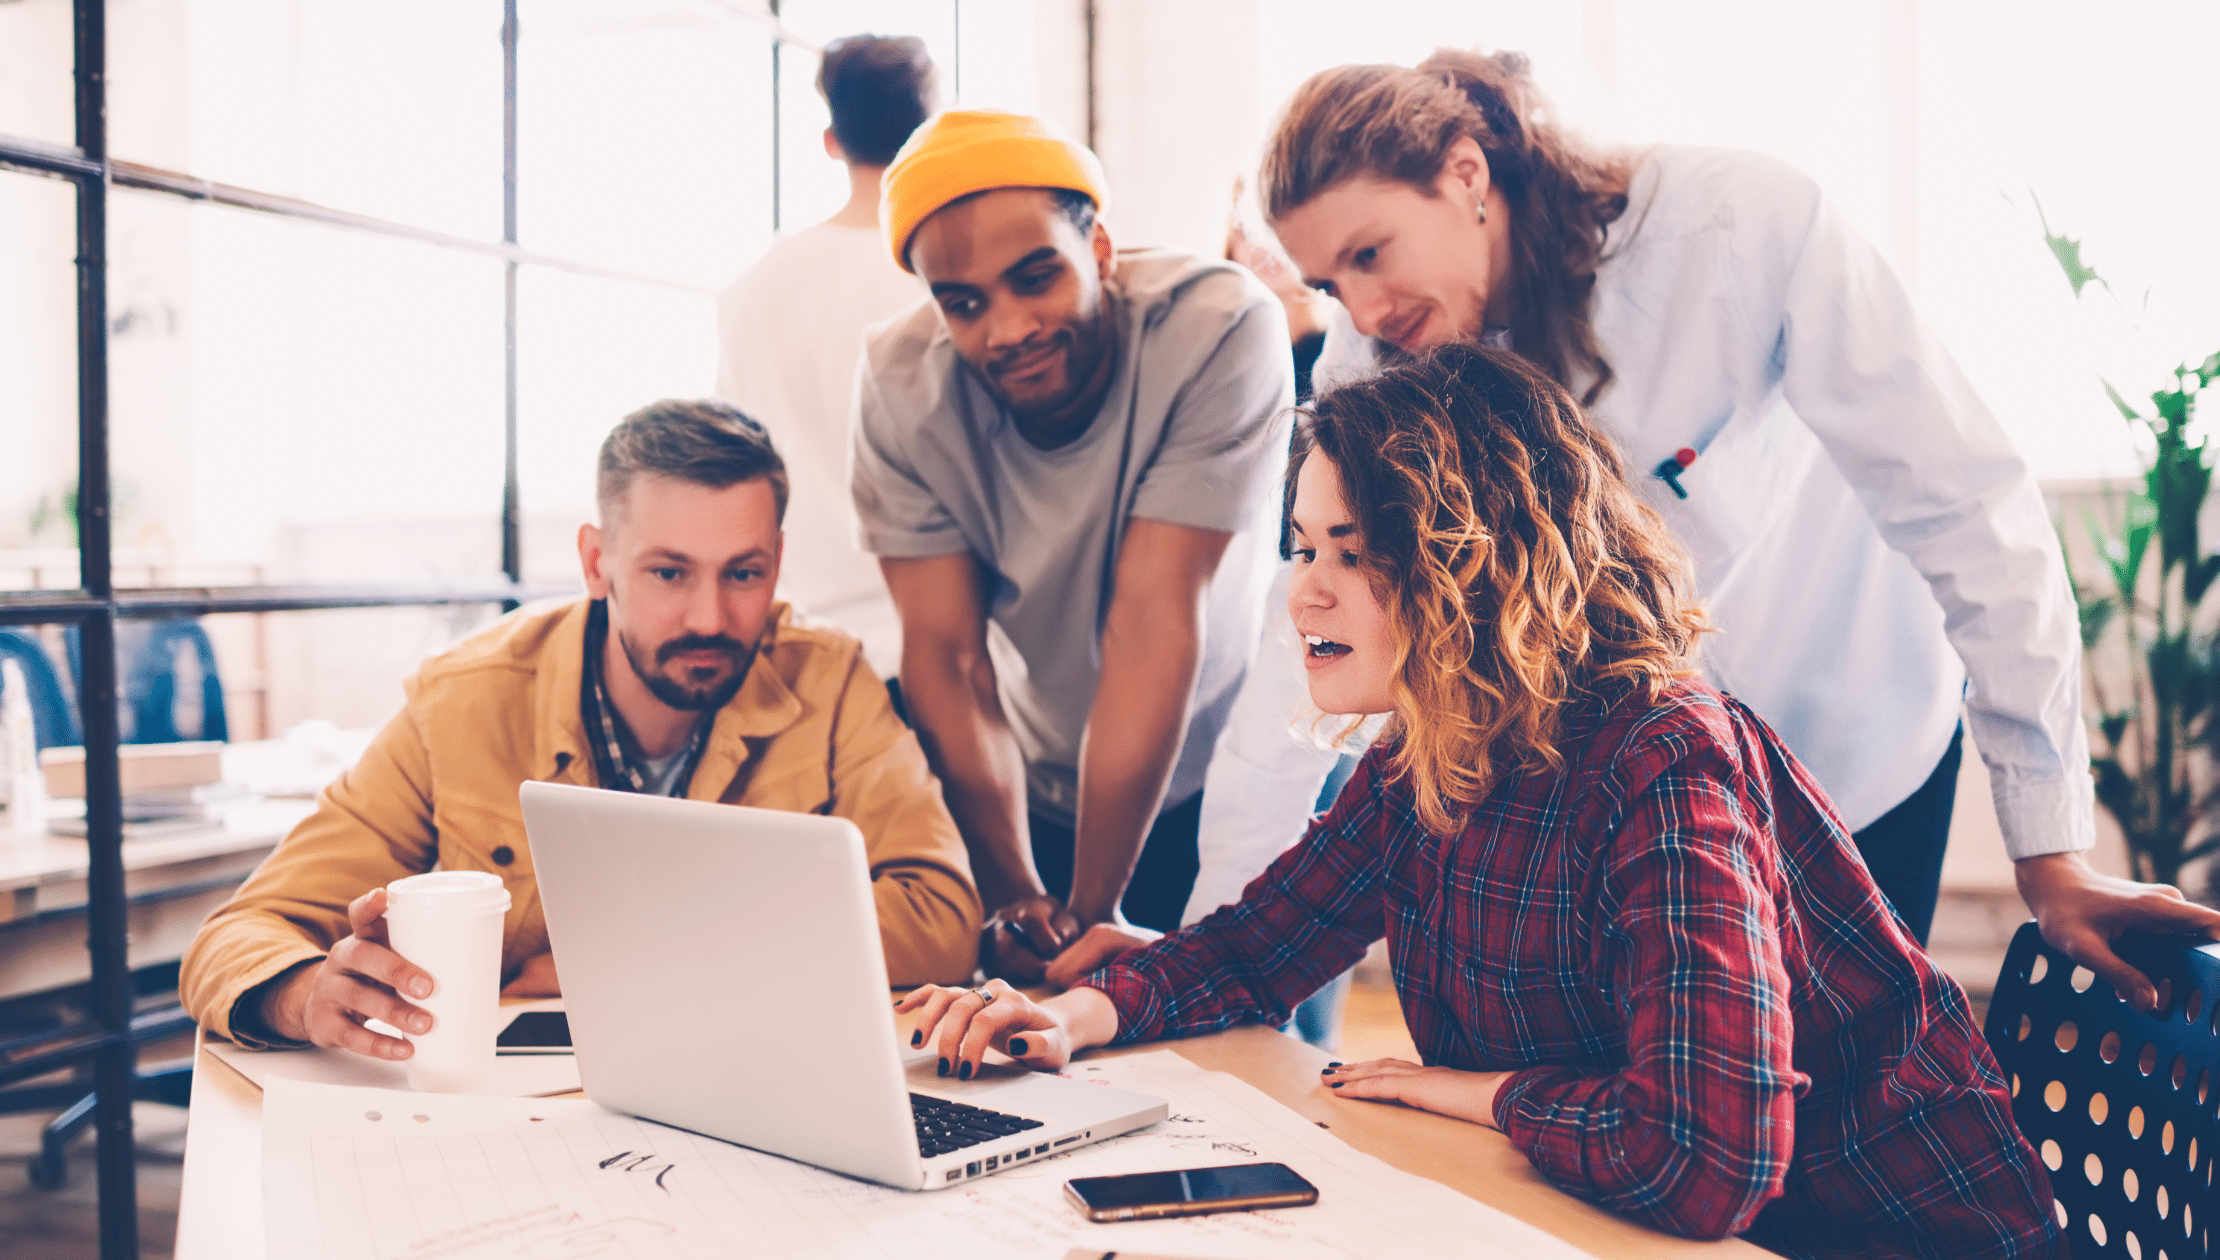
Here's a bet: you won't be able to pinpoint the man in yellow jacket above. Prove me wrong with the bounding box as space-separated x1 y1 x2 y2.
181 399 982 1062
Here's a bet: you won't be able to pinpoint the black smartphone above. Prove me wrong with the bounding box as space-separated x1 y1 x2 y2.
1063 1162 1319 1222
494 1010 572 1052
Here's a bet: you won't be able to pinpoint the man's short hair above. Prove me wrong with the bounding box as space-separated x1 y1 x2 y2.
597 399 788 527
1045 187 1098 239
818 35 937 167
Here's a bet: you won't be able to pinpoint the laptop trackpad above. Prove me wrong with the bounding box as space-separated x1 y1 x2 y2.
903 1051 1157 1128
903 1048 1043 1093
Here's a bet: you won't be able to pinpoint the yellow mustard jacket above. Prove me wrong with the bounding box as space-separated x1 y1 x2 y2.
181 598 981 1044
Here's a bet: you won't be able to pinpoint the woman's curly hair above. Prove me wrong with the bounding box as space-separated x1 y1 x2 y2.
1295 343 1707 833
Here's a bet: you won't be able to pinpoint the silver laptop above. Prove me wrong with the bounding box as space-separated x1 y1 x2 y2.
519 780 1167 1191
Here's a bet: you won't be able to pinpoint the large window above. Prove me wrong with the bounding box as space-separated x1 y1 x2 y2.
0 3 1027 1253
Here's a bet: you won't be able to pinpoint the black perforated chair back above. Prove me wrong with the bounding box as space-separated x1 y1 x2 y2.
1987 921 2220 1258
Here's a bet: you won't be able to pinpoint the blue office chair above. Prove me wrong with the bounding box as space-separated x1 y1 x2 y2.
63 618 229 744
0 629 82 750
127 619 228 743
1985 921 2220 1259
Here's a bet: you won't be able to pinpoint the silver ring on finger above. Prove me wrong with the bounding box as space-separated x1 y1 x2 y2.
970 985 996 1007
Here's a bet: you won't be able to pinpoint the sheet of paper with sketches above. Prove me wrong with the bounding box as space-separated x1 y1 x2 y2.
261 1049 1595 1260
207 1001 580 1098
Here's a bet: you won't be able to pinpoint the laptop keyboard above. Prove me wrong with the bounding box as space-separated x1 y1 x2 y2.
910 1093 1044 1158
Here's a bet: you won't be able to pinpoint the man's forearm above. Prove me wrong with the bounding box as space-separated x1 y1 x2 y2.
900 647 1041 909
1067 608 1202 925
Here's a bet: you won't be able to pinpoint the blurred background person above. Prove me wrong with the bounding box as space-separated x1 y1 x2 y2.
716 34 939 679
1225 176 1335 405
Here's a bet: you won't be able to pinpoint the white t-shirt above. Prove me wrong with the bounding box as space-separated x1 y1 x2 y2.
716 222 925 676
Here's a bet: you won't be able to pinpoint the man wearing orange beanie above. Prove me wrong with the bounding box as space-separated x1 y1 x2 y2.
852 111 1294 996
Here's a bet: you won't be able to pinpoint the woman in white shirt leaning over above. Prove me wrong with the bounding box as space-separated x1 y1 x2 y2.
1042 47 2218 1008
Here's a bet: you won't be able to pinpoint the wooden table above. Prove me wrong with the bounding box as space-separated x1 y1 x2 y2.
173 1021 1760 1259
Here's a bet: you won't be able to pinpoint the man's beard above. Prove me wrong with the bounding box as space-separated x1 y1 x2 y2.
983 303 1114 422
618 628 753 711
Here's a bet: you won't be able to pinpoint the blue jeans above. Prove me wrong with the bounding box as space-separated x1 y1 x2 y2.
1027 793 1202 934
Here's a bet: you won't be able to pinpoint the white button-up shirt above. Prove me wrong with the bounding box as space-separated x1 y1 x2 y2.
1184 144 2092 926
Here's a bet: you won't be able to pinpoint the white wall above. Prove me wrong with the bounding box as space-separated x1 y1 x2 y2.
1029 0 1091 145
1089 0 1262 257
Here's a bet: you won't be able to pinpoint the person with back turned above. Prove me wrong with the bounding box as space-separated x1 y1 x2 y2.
716 34 938 676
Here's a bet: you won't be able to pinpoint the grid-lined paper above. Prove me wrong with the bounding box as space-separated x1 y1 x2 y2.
262 1050 1596 1259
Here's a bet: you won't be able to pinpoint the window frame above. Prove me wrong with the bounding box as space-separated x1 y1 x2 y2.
0 3 949 1254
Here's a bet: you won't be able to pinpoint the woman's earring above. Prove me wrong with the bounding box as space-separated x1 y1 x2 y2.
1476 202 1489 225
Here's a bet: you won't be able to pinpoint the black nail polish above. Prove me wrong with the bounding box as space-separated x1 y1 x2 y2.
937 1058 949 1077
1009 1038 1028 1055
1329 1061 1344 1067
1329 1081 1344 1089
911 1031 922 1047
958 1061 973 1080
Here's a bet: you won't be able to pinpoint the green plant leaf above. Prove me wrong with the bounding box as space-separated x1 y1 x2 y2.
2154 385 2193 428
2093 757 2139 832
2181 649 2212 724
2152 439 2213 579
2078 594 2118 649
2150 634 2193 704
2180 832 2220 864
2100 711 2131 747
2060 524 2120 647
2035 193 2109 301
2103 378 2142 422
2192 555 2220 605
2093 500 2155 603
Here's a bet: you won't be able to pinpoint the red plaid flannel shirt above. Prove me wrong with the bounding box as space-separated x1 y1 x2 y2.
1085 681 2062 1259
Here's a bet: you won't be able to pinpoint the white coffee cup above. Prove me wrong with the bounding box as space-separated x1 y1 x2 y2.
383 870 512 1092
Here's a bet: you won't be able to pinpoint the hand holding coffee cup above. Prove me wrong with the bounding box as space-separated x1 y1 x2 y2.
258 886 438 1060
383 870 513 1092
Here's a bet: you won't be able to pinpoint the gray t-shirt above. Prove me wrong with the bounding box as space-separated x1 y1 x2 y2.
851 249 1294 823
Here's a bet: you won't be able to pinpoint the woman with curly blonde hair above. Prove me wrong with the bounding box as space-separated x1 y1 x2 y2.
903 345 2059 1258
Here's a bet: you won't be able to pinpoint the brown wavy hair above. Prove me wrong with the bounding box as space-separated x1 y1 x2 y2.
1295 343 1705 833
1260 49 1631 406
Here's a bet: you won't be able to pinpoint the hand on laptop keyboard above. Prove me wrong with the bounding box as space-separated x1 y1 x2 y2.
899 979 1127 1081
898 979 1073 1078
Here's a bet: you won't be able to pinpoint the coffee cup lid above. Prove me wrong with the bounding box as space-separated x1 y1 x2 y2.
385 870 511 915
